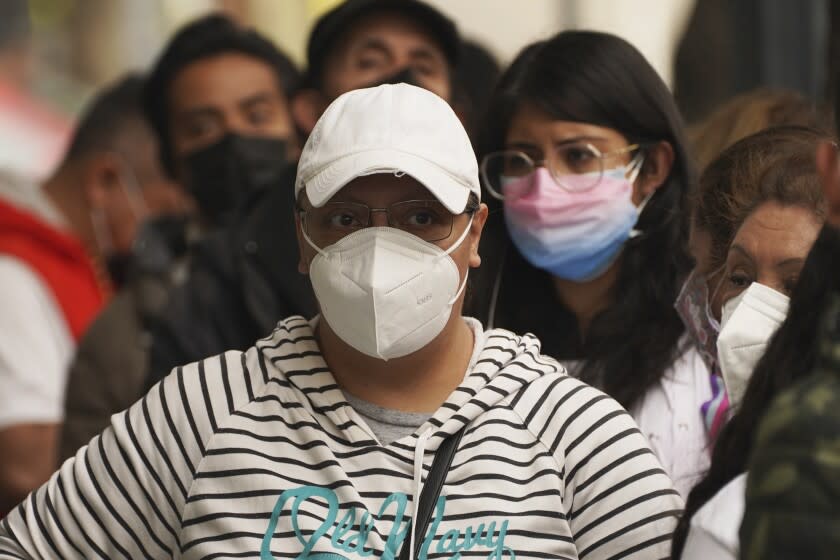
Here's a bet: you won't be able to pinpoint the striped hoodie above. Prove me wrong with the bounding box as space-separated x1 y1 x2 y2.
0 316 682 559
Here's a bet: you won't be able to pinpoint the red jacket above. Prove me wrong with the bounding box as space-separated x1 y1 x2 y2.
0 198 108 341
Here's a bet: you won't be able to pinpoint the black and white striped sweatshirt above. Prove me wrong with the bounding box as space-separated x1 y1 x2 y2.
0 316 682 559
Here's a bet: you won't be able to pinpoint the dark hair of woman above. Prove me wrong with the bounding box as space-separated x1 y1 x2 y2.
471 30 695 410
671 127 829 558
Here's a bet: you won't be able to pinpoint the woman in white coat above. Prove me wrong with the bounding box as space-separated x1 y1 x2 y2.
672 126 830 559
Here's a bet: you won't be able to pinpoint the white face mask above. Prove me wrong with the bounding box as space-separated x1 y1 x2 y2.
716 282 790 408
304 217 473 361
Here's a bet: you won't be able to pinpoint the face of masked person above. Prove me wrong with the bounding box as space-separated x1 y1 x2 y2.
297 174 487 360
291 13 453 137
168 52 297 226
490 105 667 283
713 200 823 405
320 13 451 103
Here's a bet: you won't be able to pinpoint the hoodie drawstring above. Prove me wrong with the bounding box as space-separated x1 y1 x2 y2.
410 428 432 560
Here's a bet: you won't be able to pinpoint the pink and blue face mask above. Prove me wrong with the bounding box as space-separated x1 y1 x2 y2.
502 164 645 282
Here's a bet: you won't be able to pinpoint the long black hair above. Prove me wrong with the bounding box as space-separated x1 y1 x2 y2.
670 133 831 557
471 31 695 410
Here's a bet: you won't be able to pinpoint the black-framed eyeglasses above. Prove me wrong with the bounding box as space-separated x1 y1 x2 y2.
299 197 477 248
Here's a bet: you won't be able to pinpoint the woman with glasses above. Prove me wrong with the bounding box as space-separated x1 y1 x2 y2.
471 31 705 497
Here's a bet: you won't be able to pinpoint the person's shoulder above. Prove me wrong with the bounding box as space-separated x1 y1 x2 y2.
168 315 314 408
482 325 564 371
0 254 65 327
0 253 49 291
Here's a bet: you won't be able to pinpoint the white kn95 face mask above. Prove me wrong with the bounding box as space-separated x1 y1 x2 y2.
304 217 473 360
717 282 790 408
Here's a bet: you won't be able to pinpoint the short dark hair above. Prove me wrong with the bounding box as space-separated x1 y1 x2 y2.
143 14 300 175
64 74 147 162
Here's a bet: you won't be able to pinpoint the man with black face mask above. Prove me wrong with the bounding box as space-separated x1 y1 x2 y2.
143 0 465 390
59 14 301 460
144 14 298 228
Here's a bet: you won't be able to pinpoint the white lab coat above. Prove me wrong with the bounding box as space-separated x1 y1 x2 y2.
682 473 747 560
631 343 713 498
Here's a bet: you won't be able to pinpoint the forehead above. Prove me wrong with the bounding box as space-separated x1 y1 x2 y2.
168 52 283 112
332 12 447 61
322 174 437 206
506 103 628 146
731 201 821 261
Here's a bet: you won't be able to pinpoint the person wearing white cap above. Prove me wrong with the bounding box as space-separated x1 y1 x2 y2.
0 83 682 560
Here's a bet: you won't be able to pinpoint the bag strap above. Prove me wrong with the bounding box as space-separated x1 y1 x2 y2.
398 426 466 560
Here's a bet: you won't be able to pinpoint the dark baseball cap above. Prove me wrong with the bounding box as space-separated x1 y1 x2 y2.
306 0 460 87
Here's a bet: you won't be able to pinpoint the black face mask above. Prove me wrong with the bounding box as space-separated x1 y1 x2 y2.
183 134 289 227
363 67 422 90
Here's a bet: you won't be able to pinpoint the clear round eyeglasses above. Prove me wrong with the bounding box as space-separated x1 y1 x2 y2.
480 142 644 199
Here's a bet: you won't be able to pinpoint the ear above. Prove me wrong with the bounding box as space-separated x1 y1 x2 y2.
816 141 840 227
81 153 121 210
291 89 328 136
633 141 675 205
468 203 490 268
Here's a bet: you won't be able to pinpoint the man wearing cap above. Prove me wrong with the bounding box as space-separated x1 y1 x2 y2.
144 0 466 386
0 84 681 560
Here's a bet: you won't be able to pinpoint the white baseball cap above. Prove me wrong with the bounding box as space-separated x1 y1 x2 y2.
295 83 480 214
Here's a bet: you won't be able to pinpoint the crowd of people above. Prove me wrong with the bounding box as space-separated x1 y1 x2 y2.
0 0 838 558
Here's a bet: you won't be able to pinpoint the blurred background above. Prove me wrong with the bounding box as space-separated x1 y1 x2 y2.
0 0 834 181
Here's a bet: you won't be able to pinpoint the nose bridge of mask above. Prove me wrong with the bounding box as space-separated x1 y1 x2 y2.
717 282 790 407
721 282 790 331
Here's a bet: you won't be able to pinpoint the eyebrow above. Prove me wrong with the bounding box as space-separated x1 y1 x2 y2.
728 244 756 265
506 136 609 150
175 106 222 127
407 45 442 64
355 38 392 58
775 257 806 269
238 91 280 111
730 244 807 269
